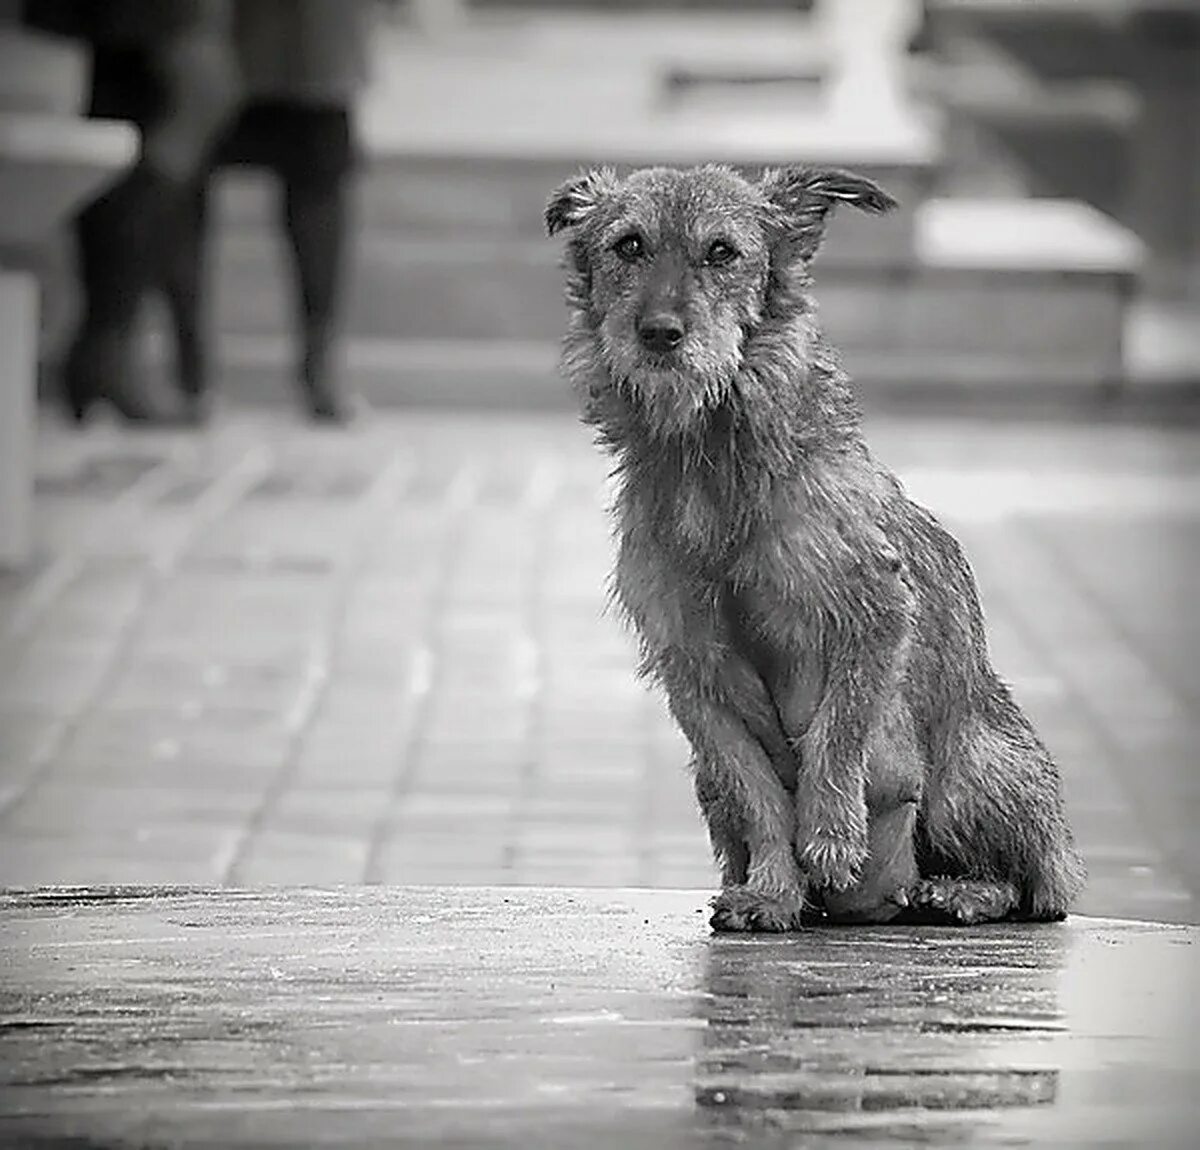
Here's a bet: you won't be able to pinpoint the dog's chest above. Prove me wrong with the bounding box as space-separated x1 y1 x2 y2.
665 478 739 563
659 475 824 589
650 478 832 648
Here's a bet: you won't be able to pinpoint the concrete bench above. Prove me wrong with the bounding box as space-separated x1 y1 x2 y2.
0 112 138 570
0 886 1195 1146
0 19 140 571
0 25 139 570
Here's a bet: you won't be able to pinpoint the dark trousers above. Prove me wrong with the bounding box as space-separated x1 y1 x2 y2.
164 101 357 400
67 37 237 420
76 49 180 351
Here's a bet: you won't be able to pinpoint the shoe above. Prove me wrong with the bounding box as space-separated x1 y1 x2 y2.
61 330 177 426
177 336 213 428
66 162 190 427
179 389 215 429
299 342 353 425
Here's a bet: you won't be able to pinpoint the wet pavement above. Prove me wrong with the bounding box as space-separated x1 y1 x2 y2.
1 408 1198 924
1 886 1197 1147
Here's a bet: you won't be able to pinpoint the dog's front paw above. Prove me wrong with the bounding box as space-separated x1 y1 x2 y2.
709 885 808 933
796 830 868 891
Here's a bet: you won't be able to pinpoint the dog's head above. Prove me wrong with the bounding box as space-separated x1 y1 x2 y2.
546 164 895 438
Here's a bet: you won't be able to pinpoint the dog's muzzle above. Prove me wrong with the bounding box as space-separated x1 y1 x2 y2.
637 313 686 355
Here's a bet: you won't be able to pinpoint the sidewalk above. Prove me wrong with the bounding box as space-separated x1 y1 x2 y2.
2 887 1196 1148
0 407 1197 924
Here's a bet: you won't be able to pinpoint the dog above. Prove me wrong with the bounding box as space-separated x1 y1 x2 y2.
546 164 1086 931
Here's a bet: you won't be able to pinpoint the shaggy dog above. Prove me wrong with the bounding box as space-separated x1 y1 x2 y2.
546 164 1085 931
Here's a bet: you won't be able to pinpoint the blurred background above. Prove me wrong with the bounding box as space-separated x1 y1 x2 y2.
0 0 1196 922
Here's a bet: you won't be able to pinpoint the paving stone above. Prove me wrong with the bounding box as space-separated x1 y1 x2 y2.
101 656 313 714
0 826 241 885
25 561 146 638
0 711 60 765
2 782 263 834
512 861 641 886
374 858 514 885
423 709 532 744
65 702 293 750
652 864 719 888
292 748 407 789
229 830 371 885
46 753 280 796
0 645 111 715
407 772 524 800
261 786 397 836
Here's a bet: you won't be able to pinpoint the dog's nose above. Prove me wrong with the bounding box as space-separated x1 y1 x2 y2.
637 314 686 353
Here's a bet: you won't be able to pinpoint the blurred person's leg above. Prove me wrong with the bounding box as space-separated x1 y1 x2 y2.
164 100 357 425
278 104 357 425
160 178 213 423
64 2 237 425
168 0 372 424
65 46 167 423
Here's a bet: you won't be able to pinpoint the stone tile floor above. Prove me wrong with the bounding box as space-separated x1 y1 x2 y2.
0 407 1197 923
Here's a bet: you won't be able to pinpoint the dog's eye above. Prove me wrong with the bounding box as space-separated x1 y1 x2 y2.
705 240 739 267
612 233 645 262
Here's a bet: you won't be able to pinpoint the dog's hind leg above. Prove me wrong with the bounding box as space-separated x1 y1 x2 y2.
919 696 1086 922
906 877 1021 925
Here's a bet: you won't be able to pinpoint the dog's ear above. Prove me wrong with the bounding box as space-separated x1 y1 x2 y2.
760 166 897 259
545 168 620 236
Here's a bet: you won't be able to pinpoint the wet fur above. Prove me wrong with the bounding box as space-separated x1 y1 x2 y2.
547 165 1086 930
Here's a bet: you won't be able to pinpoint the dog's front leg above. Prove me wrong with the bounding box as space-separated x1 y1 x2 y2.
664 664 807 933
787 588 913 893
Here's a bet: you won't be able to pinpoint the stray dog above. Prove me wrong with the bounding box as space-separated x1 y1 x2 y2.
546 164 1086 930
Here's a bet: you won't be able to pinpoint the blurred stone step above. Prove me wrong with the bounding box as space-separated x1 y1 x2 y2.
154 193 1145 407
210 225 923 345
924 0 1193 84
203 196 1138 389
921 5 1150 220
352 13 936 177
923 0 1200 295
940 83 1134 219
208 241 1132 363
200 328 1144 415
215 160 925 253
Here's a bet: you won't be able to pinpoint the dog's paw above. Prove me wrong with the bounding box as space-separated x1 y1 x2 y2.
709 885 808 933
796 831 868 892
908 878 1019 926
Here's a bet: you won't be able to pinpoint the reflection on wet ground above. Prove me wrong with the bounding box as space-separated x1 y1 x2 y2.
1 887 1195 1147
698 930 1068 1124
